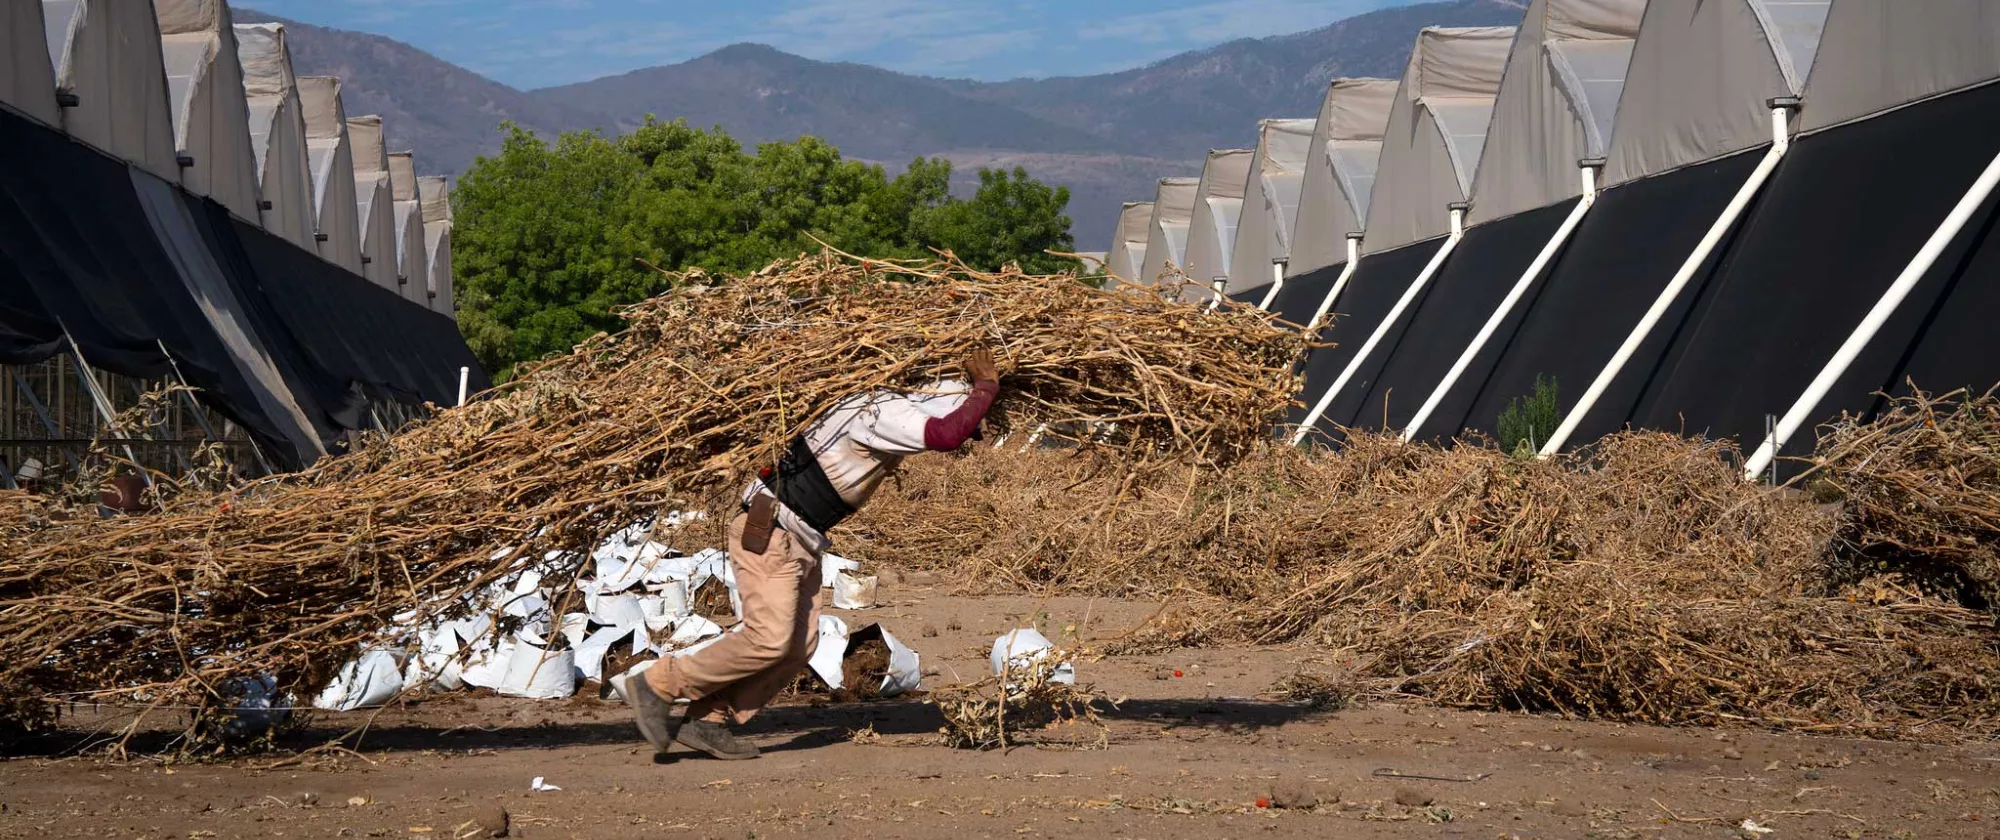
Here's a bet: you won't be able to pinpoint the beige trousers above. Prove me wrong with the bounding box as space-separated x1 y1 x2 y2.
644 511 822 725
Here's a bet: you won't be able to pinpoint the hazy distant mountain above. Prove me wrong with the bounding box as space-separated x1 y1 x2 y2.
244 0 1523 247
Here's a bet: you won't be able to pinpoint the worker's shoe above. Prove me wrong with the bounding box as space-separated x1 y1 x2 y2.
621 675 682 755
675 720 761 760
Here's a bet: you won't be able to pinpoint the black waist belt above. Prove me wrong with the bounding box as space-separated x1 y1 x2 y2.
771 433 854 534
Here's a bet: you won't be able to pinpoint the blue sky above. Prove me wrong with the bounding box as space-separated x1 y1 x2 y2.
247 0 1420 90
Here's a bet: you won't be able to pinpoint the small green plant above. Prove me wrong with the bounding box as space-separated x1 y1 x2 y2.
1497 375 1560 457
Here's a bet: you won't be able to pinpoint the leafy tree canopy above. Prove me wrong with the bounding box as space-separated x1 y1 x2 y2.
454 118 1076 378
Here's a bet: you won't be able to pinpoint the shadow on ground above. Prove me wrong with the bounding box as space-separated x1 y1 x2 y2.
6 695 1330 759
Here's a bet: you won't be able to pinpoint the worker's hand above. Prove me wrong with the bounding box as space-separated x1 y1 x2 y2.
964 347 999 384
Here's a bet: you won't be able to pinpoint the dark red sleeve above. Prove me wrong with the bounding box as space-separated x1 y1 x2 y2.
923 380 999 451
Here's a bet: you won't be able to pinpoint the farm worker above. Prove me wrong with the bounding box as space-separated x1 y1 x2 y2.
625 348 1001 760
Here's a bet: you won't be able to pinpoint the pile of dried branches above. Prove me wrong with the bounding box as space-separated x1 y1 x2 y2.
854 414 2000 740
0 252 1304 736
1807 389 2000 608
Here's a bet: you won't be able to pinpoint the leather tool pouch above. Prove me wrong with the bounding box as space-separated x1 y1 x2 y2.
741 493 778 555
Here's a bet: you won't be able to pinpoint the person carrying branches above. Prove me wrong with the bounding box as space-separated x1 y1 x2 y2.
624 348 1002 760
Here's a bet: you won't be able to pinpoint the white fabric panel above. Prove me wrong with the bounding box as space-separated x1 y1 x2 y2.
1138 177 1199 288
1410 26 1515 98
419 175 454 315
233 23 314 248
1548 40 1634 156
1105 201 1152 284
1800 0 2000 133
1183 148 1254 297
347 115 387 175
1749 0 1832 93
43 0 180 180
1468 0 1641 225
298 75 344 139
387 150 428 303
299 77 361 273
388 150 418 202
425 223 454 317
157 0 261 222
393 196 430 306
356 171 400 291
1229 119 1314 293
1546 0 1644 40
6 0 60 123
130 166 327 463
418 175 452 224
350 116 398 289
1288 78 1396 278
1604 0 1830 187
1427 98 1496 196
1363 26 1511 256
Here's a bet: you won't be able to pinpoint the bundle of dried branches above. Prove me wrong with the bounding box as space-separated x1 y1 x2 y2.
0 252 1304 737
856 429 2000 740
931 649 1104 750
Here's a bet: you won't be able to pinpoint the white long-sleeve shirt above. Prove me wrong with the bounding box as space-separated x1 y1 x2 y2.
741 381 979 554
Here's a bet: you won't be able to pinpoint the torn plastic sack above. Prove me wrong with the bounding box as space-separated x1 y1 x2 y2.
990 629 1075 685
574 625 649 682
820 555 861 589
806 617 921 697
314 649 408 711
832 570 878 609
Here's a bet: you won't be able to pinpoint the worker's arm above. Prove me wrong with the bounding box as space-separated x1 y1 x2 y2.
922 380 998 451
922 348 1000 451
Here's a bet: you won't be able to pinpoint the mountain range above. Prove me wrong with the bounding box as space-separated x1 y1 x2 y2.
238 1 1524 247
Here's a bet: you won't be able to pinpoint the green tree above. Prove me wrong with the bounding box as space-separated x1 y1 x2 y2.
919 166 1078 275
455 122 1078 378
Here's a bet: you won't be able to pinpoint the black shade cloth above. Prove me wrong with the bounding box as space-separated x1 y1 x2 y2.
1347 200 1575 436
0 239 65 363
1227 285 1268 306
1445 151 1765 442
0 107 312 466
229 214 490 409
0 106 492 468
1265 262 1344 429
1295 240 1443 438
1626 81 2000 457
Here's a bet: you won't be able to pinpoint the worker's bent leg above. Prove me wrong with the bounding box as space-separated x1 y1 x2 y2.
701 538 822 724
644 512 815 722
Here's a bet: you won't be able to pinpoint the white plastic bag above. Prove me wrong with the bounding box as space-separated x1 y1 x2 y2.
820 555 861 589
314 649 408 711
807 619 921 697
498 638 577 700
832 571 878 610
990 629 1075 685
805 615 851 688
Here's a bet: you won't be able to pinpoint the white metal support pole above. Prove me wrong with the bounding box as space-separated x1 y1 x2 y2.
1539 101 1799 459
1255 258 1288 311
1305 234 1365 333
1404 162 1603 441
1293 207 1467 445
1204 278 1228 313
1741 148 2000 480
457 366 470 407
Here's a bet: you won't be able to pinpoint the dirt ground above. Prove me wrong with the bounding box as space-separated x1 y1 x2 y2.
3 591 1997 839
